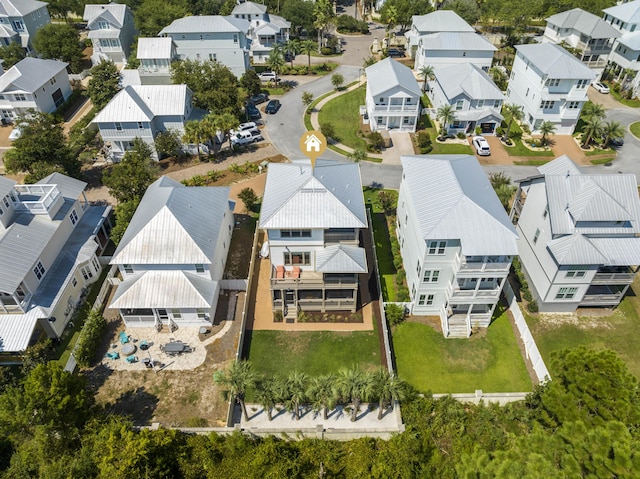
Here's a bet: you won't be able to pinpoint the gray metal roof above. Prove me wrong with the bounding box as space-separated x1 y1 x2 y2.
232 1 266 15
538 154 581 176
419 31 496 52
93 85 190 123
617 31 640 50
400 155 519 256
546 8 621 39
366 57 422 98
0 58 68 94
83 2 128 27
604 0 640 24
259 159 367 230
0 175 15 199
515 43 595 79
315 244 367 273
435 63 504 101
160 15 250 35
411 10 475 33
38 173 87 201
111 176 232 265
110 270 218 309
137 37 174 59
453 108 503 123
0 0 47 17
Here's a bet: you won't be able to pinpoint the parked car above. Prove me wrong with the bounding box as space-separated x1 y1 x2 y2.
610 136 624 147
472 136 491 156
265 99 281 114
249 93 269 104
386 48 405 58
231 129 262 146
258 71 277 82
237 121 258 131
592 81 610 94
248 128 264 142
245 103 261 120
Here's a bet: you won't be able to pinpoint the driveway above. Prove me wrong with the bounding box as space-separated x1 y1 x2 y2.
588 86 625 110
382 131 414 164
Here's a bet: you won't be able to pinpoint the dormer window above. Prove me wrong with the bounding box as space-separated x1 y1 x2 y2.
98 21 109 30
33 261 45 280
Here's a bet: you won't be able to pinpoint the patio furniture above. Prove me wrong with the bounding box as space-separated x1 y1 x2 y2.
199 327 210 335
143 358 153 369
276 265 285 279
122 343 137 356
106 351 120 360
126 355 138 363
163 341 186 355
292 266 301 278
119 331 130 344
139 340 150 351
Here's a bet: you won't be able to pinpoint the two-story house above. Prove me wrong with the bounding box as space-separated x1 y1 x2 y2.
0 0 50 53
93 84 194 161
430 63 504 135
0 57 71 121
543 8 620 72
405 10 474 59
365 57 422 133
603 0 640 95
109 176 234 329
159 15 251 77
83 2 138 66
0 173 111 358
259 160 368 320
510 155 640 313
136 37 176 85
397 155 519 338
414 31 497 72
506 43 595 134
231 1 289 64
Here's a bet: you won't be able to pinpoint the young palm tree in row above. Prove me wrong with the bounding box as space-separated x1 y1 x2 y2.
213 360 259 422
436 104 456 140
419 65 434 93
539 120 556 147
601 120 625 147
300 39 315 69
307 374 337 420
502 103 523 141
581 116 604 148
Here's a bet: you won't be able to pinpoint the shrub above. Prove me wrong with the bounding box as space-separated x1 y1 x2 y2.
396 286 410 302
74 309 107 368
496 127 504 136
385 303 407 326
336 15 369 34
456 132 466 140
526 301 539 313
320 123 337 140
238 187 259 212
415 130 431 149
207 170 222 182
274 311 283 322
475 127 482 135
320 47 333 55
510 130 523 141
368 131 384 151
378 190 395 213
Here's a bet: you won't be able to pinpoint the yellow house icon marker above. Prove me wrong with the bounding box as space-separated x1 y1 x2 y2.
299 130 327 167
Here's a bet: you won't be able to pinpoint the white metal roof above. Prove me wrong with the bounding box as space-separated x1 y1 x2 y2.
411 10 475 34
88 28 121 39
400 155 519 256
232 1 266 16
160 15 250 35
435 63 504 102
0 58 68 94
0 175 15 199
109 271 218 309
0 24 16 38
83 2 128 27
315 244 367 273
111 176 232 265
39 173 87 200
0 307 42 352
119 69 141 87
617 31 640 50
419 31 496 52
603 0 640 25
546 8 621 39
259 160 367 230
137 37 174 59
366 57 422 98
515 43 595 79
0 0 46 17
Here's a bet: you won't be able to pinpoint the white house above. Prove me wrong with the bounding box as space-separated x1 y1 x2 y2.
397 155 518 338
405 10 474 59
0 0 50 52
430 63 504 135
93 84 194 161
231 1 290 64
506 43 595 134
414 31 497 72
543 8 620 71
259 160 368 320
83 2 138 66
136 37 177 85
0 58 71 121
365 57 422 133
159 15 251 77
0 173 111 359
603 0 640 94
510 155 640 313
109 176 234 329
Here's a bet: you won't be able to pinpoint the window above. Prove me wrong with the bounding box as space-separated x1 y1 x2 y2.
477 100 484 108
0 206 3 215
419 294 435 306
546 78 560 87
377 117 383 125
80 266 93 280
494 100 501 108
12 21 23 31
416 261 421 274
525 88 529 97
197 309 207 320
72 277 77 287
123 264 133 274
50 77 56 85
576 79 588 89
209 53 216 61
533 228 540 244
2 197 8 208
284 252 311 265
566 265 588 278
455 100 464 110
542 205 548 219
281 229 311 238
233 34 238 43
98 21 109 29
567 101 580 109
427 241 446 255
540 101 555 110
195 264 205 273
379 97 385 103
171 309 182 319
33 261 45 280
69 209 78 225
14 94 26 101
115 122 122 131
423 270 440 282
418 294 426 305
92 257 99 271
137 122 144 129
555 287 578 299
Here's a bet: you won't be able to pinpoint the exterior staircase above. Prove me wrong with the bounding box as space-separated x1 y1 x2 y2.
446 316 470 338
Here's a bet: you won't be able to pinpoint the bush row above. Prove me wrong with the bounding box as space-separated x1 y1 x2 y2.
512 258 538 313
74 309 107 367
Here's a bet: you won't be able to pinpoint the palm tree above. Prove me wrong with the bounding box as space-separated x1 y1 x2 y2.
581 116 604 148
384 5 398 45
373 369 407 420
283 371 307 420
313 0 334 54
601 120 625 147
538 120 556 147
213 112 240 151
300 39 315 69
419 65 435 92
182 120 206 162
213 360 258 422
337 367 375 422
255 375 280 421
502 103 524 140
622 67 636 88
436 104 456 140
266 48 285 87
581 102 606 120
285 38 299 68
307 374 337 420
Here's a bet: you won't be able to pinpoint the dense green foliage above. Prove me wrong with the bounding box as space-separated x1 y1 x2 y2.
33 23 84 73
0 42 25 69
102 139 159 203
74 309 107 368
87 61 121 111
134 0 190 36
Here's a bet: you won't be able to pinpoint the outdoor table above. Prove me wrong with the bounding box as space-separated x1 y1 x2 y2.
163 342 186 355
122 343 137 356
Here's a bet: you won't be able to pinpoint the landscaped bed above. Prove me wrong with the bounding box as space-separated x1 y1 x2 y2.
393 308 532 393
317 86 367 150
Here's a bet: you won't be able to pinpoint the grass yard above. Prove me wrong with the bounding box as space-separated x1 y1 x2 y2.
527 280 640 379
424 128 474 154
393 309 532 393
318 86 367 150
630 122 640 139
610 89 640 108
504 140 555 157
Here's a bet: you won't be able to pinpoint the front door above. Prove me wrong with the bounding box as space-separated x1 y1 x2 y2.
285 290 295 306
388 116 399 129
157 309 169 324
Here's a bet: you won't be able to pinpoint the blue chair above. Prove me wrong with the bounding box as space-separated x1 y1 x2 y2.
119 331 130 344
126 355 137 363
106 351 120 360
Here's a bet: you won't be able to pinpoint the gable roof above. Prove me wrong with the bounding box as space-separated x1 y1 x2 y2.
315 244 367 273
93 84 190 123
0 175 15 199
0 58 67 94
137 37 174 59
400 155 518 256
232 1 266 16
111 176 232 265
411 10 475 33
83 2 129 27
366 57 422 97
418 31 496 52
603 0 640 24
435 63 504 101
160 15 250 35
0 0 46 17
259 160 367 230
617 31 640 50
546 8 620 39
515 43 595 79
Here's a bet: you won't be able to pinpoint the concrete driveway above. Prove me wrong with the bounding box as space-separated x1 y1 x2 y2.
588 85 625 110
382 131 414 164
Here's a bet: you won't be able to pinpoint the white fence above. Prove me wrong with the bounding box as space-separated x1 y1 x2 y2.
220 279 248 291
504 282 550 384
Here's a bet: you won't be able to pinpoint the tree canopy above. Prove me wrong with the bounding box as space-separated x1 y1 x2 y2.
134 0 190 36
0 42 26 69
102 139 159 203
33 23 84 73
87 60 121 111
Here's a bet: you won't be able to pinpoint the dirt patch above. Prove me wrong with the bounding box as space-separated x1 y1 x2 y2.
298 311 364 323
535 311 617 330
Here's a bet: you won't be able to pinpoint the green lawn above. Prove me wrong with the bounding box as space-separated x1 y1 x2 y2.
630 122 640 139
364 188 397 301
425 128 474 154
318 86 367 150
504 140 555 157
610 88 640 108
393 310 532 393
527 280 640 379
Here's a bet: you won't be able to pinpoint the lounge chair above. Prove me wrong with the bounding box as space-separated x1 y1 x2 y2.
276 265 285 279
106 351 120 360
119 331 130 344
126 355 138 363
292 266 301 278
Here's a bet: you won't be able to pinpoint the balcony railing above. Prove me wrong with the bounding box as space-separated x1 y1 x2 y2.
324 233 358 243
580 294 624 304
592 272 635 284
371 104 420 112
450 288 501 300
459 262 510 273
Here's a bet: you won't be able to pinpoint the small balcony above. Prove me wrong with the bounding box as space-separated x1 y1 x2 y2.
458 261 510 273
450 288 501 301
371 103 420 112
270 266 357 289
591 272 635 284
